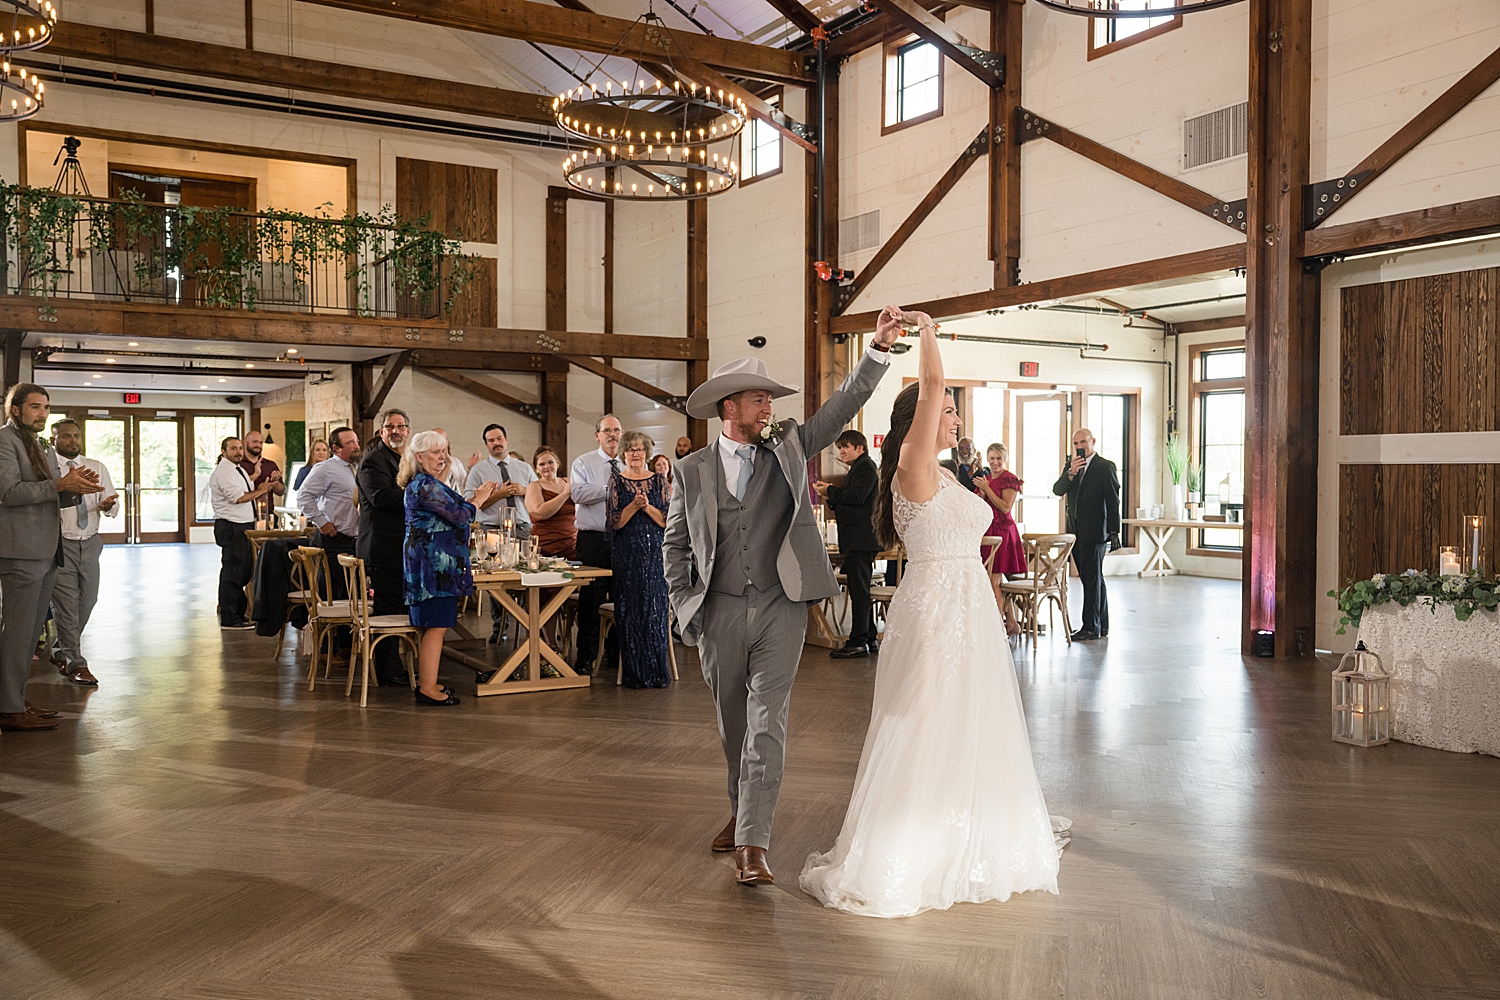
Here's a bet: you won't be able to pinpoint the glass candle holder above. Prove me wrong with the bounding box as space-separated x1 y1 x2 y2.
1439 545 1461 576
1464 515 1486 576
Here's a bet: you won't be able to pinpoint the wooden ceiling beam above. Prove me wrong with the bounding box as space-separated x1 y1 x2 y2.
563 354 688 414
1169 314 1246 335
674 56 818 151
362 350 410 420
297 0 814 84
414 366 545 423
830 243 1248 332
1300 195 1500 259
407 349 570 372
875 0 1002 88
41 23 555 126
764 0 822 34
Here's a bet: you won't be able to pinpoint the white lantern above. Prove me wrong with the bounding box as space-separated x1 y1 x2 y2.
1332 641 1391 747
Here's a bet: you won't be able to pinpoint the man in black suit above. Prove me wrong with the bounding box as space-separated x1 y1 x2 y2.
815 430 881 659
1052 427 1121 641
357 407 410 685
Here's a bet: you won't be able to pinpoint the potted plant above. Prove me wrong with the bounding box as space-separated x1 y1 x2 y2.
1166 432 1188 519
1185 461 1203 519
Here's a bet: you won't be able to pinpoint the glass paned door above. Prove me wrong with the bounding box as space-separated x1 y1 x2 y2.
136 419 183 542
84 418 128 544
1016 394 1067 535
195 415 241 522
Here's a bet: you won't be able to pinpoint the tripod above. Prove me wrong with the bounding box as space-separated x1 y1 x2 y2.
52 136 90 195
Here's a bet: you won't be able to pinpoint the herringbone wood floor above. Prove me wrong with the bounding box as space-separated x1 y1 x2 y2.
2 545 1497 999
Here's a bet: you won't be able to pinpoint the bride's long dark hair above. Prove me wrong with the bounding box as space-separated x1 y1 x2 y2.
874 382 932 549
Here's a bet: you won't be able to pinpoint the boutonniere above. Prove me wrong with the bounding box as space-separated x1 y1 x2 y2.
758 420 782 447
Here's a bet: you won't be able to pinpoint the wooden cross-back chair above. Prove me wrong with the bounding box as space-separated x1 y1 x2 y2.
338 554 420 708
272 551 311 660
292 545 352 689
1000 533 1076 652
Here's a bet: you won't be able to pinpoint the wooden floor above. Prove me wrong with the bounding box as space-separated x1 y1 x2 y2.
3 545 1498 999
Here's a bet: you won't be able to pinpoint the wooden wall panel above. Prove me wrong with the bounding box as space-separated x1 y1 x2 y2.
447 257 498 329
1340 266 1500 435
1338 463 1500 584
395 157 498 242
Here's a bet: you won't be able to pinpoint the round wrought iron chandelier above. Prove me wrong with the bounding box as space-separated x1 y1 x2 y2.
1032 0 1245 15
551 4 747 200
0 0 58 122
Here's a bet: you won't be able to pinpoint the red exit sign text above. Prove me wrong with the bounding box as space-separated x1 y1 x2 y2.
123 392 142 404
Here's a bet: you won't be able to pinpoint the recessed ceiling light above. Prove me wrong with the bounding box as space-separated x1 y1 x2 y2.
105 358 116 364
286 348 298 355
91 373 102 379
200 385 208 389
127 341 139 347
218 378 227 383
245 363 255 369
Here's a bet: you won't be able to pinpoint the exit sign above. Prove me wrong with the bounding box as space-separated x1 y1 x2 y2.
123 392 142 404
1019 362 1039 378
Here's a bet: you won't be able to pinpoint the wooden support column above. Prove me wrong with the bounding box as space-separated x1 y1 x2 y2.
545 188 570 456
144 0 154 33
807 58 843 471
686 192 709 448
1 330 23 399
544 371 568 460
603 196 615 415
245 0 254 49
1244 0 1318 658
350 361 374 443
989 0 1022 287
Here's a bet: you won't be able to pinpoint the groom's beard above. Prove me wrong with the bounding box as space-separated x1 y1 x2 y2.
733 417 764 442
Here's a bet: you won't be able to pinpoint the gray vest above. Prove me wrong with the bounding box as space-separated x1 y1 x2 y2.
709 444 792 595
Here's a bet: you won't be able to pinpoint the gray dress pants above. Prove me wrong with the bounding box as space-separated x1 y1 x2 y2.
0 557 59 714
50 534 103 671
698 584 808 850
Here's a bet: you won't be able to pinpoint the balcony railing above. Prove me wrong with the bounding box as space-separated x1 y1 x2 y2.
0 185 477 320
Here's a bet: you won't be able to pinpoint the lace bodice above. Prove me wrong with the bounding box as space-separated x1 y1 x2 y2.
892 472 995 561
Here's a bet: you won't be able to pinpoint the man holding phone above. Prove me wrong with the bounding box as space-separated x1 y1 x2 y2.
1053 428 1121 641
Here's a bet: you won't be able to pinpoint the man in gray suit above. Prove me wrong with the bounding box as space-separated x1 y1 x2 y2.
1 383 103 732
664 307 901 886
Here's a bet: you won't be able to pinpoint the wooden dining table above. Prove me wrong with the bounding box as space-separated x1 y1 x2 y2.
446 567 612 696
1122 517 1244 577
243 527 314 617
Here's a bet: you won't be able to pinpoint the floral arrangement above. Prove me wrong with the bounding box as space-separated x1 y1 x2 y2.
1327 569 1500 634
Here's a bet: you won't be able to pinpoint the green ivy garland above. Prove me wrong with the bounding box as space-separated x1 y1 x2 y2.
1328 570 1500 635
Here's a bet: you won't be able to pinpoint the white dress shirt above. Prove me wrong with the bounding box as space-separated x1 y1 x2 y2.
209 458 257 522
570 446 624 533
53 454 117 540
297 454 359 536
465 454 537 528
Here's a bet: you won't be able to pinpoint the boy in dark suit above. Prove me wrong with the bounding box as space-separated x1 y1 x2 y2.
815 430 881 658
1052 427 1122 640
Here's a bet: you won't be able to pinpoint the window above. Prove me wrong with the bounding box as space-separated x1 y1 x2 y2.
194 413 241 522
1088 392 1133 534
1190 344 1245 553
1087 2 1182 61
742 90 783 184
883 38 943 133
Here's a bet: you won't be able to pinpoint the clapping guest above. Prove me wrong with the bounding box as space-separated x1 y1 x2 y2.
606 431 671 688
650 453 673 500
465 423 536 644
431 428 468 493
357 408 412 686
48 418 118 686
975 442 1025 637
399 430 501 706
293 438 330 491
570 415 623 675
526 448 576 561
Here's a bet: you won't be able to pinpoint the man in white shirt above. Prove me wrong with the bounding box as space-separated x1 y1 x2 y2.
210 437 273 630
569 414 623 673
465 422 536 643
47 419 118 685
298 426 360 657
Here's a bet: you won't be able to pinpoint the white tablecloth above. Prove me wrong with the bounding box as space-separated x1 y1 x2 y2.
1357 603 1500 757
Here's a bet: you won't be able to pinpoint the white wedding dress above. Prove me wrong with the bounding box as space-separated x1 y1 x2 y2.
800 472 1069 918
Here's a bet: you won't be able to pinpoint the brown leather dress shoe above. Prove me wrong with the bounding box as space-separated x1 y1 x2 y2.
733 846 774 886
25 702 59 719
711 815 737 852
0 711 59 732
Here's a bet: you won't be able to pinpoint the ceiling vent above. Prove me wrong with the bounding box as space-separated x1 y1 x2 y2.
1182 102 1248 171
839 210 881 254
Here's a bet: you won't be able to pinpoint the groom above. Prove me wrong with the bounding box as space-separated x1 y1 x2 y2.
664 309 901 886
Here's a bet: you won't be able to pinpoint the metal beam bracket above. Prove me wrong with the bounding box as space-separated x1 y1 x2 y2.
956 45 1003 78
1304 173 1370 230
510 401 546 421
1015 109 1055 143
1203 198 1249 233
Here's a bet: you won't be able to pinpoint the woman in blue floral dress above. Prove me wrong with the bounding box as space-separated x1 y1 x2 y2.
606 431 672 688
399 430 500 706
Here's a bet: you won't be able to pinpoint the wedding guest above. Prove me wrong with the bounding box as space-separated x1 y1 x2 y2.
570 414 623 675
293 438 330 491
210 436 273 630
526 448 576 561
1052 427 1121 641
607 431 671 687
1 383 100 732
952 437 981 492
298 426 360 661
431 428 468 493
48 418 118 686
466 423 536 643
399 430 500 706
675 436 693 460
238 430 285 524
975 442 1025 637
357 407 411 685
650 453 673 500
815 429 879 658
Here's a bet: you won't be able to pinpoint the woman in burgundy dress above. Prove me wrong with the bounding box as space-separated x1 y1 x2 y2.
975 442 1025 636
526 448 577 650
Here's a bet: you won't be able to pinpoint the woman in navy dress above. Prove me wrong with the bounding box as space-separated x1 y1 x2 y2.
606 431 672 688
399 430 500 706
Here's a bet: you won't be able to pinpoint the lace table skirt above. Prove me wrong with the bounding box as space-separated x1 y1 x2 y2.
1356 604 1500 757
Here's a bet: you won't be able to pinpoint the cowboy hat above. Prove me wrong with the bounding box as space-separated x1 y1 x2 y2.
685 357 800 420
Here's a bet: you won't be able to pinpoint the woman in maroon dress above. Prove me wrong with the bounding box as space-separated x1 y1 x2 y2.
975 442 1025 636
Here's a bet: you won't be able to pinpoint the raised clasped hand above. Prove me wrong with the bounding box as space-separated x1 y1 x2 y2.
874 304 904 347
57 466 102 494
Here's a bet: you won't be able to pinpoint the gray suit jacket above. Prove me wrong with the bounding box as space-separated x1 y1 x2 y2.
0 423 77 562
663 352 889 646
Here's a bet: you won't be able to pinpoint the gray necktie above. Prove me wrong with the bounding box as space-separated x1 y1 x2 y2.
734 445 755 500
496 458 512 510
71 461 88 529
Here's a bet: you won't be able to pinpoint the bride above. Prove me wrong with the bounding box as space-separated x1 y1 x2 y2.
800 307 1069 918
